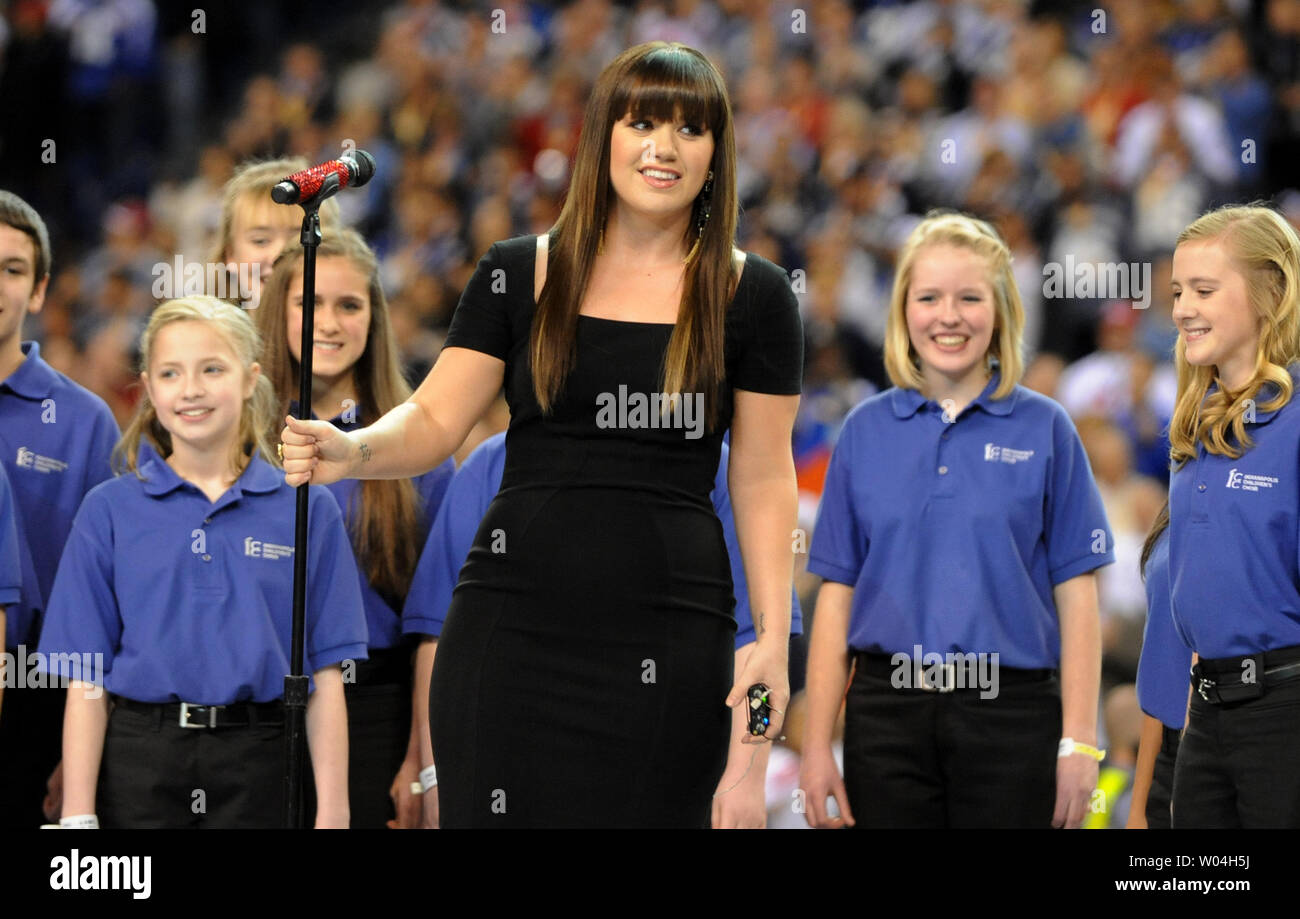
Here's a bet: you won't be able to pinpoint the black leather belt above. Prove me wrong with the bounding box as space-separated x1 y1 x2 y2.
854 651 1054 692
113 696 285 729
1190 644 1300 705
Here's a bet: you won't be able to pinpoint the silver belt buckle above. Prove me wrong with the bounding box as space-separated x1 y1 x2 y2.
179 702 220 729
919 661 957 693
1196 677 1216 703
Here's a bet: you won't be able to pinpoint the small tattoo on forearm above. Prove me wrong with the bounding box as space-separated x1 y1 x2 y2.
359 441 372 463
757 612 766 636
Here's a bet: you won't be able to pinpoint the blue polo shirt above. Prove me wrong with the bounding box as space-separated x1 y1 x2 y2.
808 372 1115 669
402 432 803 645
0 341 118 648
0 464 21 610
292 403 455 650
1135 528 1191 728
1168 364 1300 659
37 441 368 703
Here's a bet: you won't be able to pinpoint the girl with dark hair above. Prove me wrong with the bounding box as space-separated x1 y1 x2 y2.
258 229 454 828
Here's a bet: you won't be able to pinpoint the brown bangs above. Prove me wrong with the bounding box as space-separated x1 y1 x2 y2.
612 51 724 135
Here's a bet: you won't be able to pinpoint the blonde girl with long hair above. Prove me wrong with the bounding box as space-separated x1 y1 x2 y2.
37 296 366 828
209 157 341 309
1164 204 1300 827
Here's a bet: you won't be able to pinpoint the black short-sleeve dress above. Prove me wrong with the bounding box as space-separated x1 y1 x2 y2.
429 234 803 827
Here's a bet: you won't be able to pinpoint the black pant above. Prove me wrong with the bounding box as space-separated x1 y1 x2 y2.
1172 676 1300 828
98 701 284 828
301 645 414 828
0 683 64 827
344 680 412 827
303 678 412 828
1145 726 1180 829
842 665 1061 828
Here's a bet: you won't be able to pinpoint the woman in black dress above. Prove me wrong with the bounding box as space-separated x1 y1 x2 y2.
280 41 803 827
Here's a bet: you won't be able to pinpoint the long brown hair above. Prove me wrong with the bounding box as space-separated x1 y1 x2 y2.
534 41 739 432
257 229 424 605
1169 204 1300 465
113 296 278 480
1139 499 1169 581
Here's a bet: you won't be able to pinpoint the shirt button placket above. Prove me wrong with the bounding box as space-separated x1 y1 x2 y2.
195 510 222 592
935 406 956 495
1191 451 1209 522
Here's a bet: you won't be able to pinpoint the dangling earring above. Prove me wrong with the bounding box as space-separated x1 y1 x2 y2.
684 169 714 264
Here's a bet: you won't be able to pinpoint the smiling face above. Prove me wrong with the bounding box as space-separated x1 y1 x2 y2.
1171 237 1261 391
904 243 998 390
607 109 714 224
143 319 258 457
0 223 46 349
226 193 301 298
285 255 371 386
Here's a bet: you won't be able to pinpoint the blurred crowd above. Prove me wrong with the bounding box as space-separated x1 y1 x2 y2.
4 0 1300 826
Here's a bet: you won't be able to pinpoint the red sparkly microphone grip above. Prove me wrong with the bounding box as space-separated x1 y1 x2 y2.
271 151 375 205
285 161 349 202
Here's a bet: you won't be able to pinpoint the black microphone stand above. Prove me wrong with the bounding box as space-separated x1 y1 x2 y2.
282 171 340 829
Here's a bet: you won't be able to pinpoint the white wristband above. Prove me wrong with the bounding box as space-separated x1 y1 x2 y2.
419 765 437 791
59 814 100 829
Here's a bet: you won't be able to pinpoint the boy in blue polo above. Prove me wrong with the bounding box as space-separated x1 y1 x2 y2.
402 431 804 828
800 212 1114 829
0 190 119 827
0 464 23 717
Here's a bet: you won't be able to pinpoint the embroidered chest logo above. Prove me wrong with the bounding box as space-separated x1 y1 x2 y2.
1225 468 1278 492
983 443 1035 464
244 537 294 559
15 446 68 474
